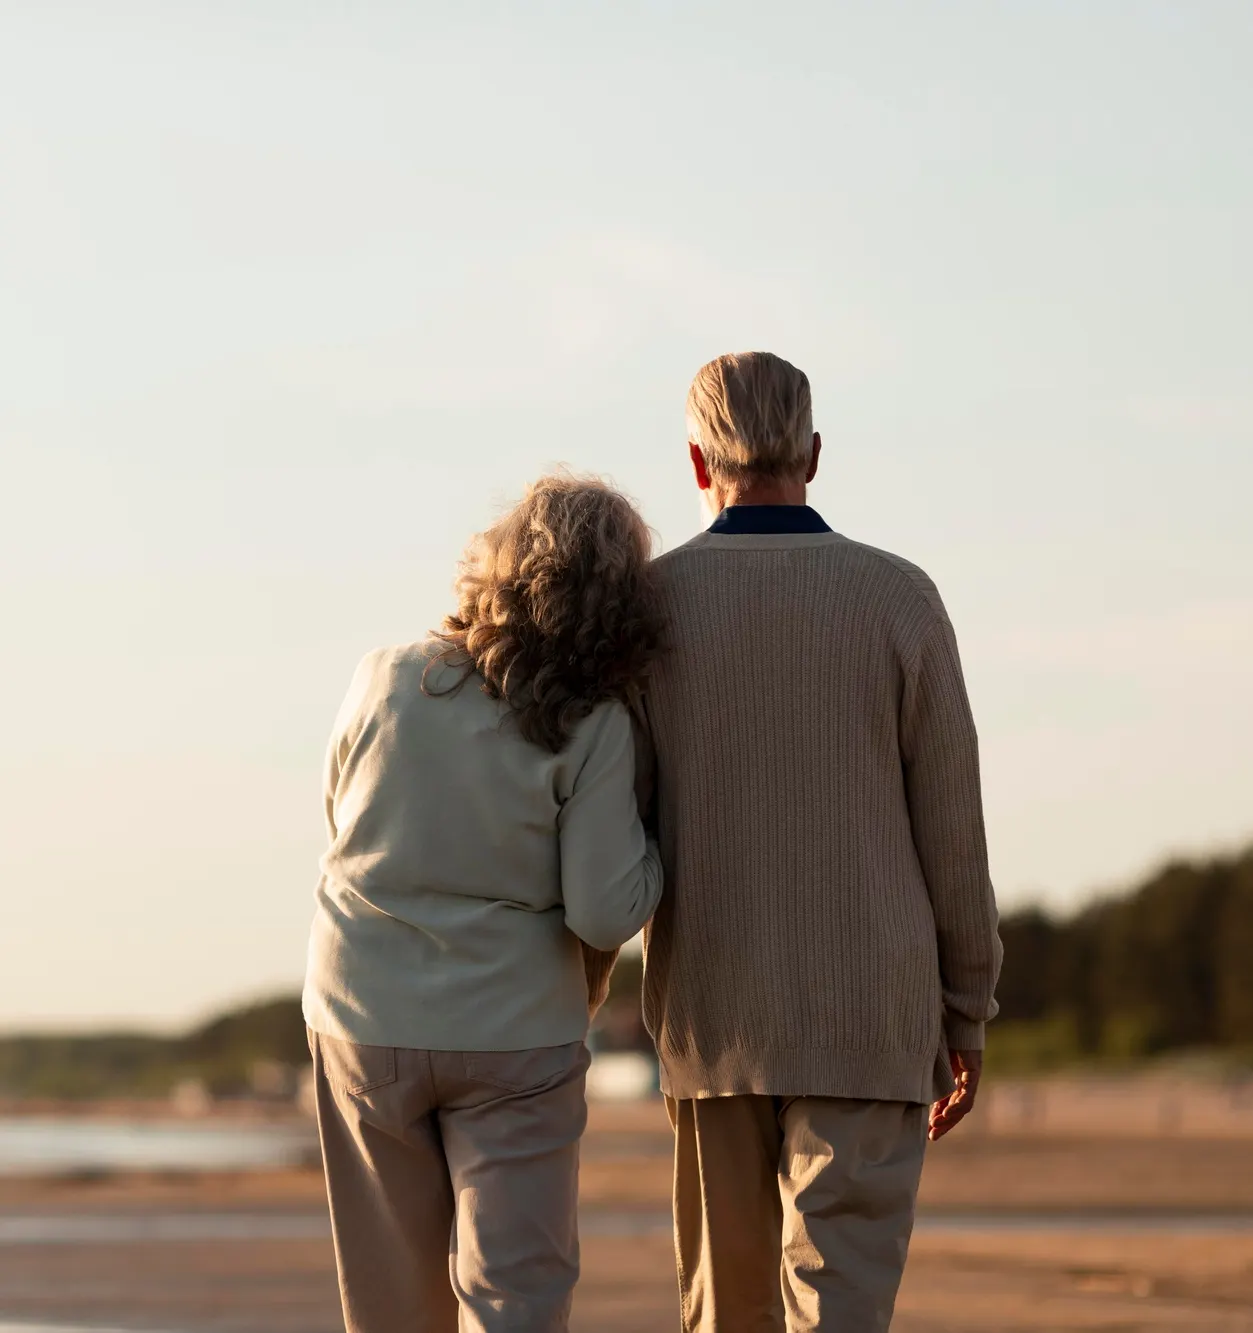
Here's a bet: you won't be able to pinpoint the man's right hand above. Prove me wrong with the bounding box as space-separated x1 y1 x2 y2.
928 1049 982 1141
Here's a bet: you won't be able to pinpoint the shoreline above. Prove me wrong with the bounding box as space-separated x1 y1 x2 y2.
6 1117 1253 1214
4 1110 1253 1331
6 1165 1253 1221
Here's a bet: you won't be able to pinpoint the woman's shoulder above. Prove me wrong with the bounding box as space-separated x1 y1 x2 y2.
559 698 651 807
334 640 451 721
567 697 633 756
349 639 448 686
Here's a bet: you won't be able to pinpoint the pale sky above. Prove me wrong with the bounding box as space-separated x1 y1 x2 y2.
2 2 1250 1029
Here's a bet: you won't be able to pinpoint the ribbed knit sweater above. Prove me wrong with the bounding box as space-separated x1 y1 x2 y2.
641 529 1002 1103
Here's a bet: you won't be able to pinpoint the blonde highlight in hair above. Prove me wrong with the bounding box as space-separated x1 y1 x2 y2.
686 351 813 484
426 473 665 752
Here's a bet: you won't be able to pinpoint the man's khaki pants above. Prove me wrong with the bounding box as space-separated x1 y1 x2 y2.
310 1030 589 1333
667 1094 928 1332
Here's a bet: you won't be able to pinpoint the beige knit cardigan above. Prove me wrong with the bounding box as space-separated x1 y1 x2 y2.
640 530 1002 1103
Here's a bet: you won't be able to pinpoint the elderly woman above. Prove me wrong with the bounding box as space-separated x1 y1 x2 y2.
302 474 664 1333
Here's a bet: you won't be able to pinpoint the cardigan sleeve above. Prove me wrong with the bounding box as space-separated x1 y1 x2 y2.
322 649 385 841
559 704 664 952
900 616 1003 1050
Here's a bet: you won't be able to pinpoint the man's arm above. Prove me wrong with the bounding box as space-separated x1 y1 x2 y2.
581 943 620 1017
901 616 1003 1056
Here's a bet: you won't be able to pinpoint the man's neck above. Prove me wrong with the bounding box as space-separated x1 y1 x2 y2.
714 478 808 511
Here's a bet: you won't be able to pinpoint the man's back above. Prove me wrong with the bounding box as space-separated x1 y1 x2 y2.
644 527 1001 1104
651 350 1001 1330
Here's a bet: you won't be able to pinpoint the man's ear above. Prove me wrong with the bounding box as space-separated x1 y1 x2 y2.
805 433 822 484
689 442 713 491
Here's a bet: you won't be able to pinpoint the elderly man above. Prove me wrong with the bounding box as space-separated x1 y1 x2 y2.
642 351 1002 1331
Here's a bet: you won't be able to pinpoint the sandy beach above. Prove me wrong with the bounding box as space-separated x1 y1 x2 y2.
2 1101 1253 1330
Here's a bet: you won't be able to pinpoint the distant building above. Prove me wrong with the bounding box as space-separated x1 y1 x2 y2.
297 1063 318 1119
169 1077 213 1116
249 1059 298 1100
586 1051 659 1101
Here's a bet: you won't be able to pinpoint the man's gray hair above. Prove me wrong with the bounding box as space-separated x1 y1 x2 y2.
686 351 813 482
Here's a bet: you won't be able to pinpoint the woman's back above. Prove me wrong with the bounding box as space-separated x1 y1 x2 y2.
303 642 658 1052
303 474 665 1332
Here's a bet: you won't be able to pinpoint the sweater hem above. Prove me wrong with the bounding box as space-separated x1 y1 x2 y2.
658 1043 955 1105
302 994 591 1054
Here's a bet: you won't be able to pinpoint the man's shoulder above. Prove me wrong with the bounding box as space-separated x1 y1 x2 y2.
652 531 948 622
838 538 949 622
651 532 713 574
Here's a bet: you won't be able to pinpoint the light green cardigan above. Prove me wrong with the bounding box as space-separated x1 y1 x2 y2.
303 643 662 1052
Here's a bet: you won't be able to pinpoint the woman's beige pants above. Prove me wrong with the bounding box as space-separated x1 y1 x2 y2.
310 1030 589 1333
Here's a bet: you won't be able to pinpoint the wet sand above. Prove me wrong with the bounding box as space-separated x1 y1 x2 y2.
2 1101 1252 1331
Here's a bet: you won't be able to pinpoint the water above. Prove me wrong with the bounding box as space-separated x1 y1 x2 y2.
0 1213 331 1244
1 1209 1252 1247
0 1117 316 1176
0 1326 173 1333
0 1326 176 1333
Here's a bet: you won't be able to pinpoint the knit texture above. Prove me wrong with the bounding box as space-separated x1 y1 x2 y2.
642 530 1002 1104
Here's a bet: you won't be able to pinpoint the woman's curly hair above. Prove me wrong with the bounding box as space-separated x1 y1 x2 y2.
425 473 666 752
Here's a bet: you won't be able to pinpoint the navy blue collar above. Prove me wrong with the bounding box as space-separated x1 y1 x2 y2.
707 504 832 535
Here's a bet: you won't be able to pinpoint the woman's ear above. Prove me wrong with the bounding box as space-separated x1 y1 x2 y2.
805 433 822 484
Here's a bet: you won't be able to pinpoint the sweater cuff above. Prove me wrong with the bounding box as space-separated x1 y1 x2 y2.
944 1015 986 1051
582 943 620 1017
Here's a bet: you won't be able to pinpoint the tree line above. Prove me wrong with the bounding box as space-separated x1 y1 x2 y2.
0 997 310 1100
2 844 1250 1098
995 844 1253 1063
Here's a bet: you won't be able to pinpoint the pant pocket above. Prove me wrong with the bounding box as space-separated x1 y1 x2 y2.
313 1031 398 1095
463 1042 587 1093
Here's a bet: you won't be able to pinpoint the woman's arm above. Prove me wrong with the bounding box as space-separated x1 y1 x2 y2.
322 649 387 841
559 704 663 952
625 683 656 820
